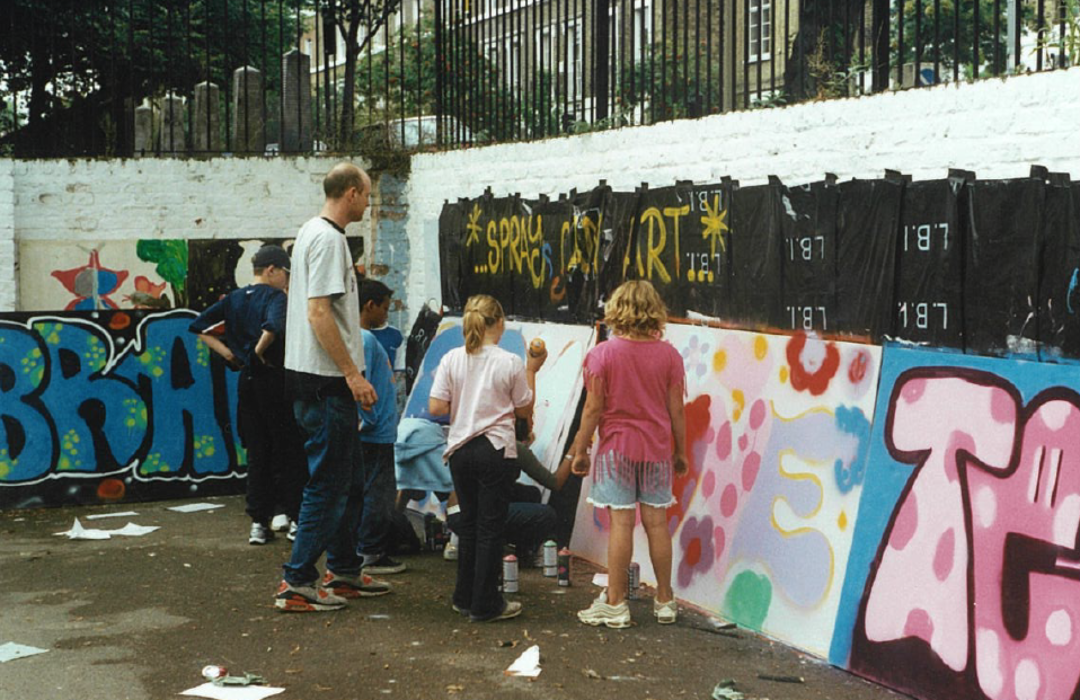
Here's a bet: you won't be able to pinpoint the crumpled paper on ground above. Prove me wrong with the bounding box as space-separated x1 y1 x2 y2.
54 518 159 540
504 644 541 678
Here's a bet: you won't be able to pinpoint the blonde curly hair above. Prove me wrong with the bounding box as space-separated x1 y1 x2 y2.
602 280 668 338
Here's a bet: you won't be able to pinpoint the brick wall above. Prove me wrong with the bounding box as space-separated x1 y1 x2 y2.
404 68 1080 320
0 159 15 311
1 156 414 315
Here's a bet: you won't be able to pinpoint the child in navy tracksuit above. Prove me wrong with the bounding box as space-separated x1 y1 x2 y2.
189 245 307 545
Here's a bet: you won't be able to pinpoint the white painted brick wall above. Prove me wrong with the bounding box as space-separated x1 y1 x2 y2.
5 156 382 311
12 157 368 243
405 68 1080 319
0 159 15 312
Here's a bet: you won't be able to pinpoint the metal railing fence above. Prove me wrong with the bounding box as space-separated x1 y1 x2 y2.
1 0 1075 157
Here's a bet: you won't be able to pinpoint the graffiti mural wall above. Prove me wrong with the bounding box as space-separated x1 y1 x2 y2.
570 325 880 659
837 346 1080 700
403 317 596 477
0 310 244 510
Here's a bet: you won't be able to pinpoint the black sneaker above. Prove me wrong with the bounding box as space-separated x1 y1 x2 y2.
363 554 407 575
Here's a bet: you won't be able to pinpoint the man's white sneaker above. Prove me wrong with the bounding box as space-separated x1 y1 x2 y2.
270 514 291 532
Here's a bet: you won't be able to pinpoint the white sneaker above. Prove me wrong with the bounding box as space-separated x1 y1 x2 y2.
577 589 631 629
249 522 273 545
286 521 298 542
654 598 678 624
443 533 459 561
270 514 291 532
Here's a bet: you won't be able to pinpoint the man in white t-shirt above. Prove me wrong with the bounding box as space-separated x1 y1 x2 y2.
275 162 389 613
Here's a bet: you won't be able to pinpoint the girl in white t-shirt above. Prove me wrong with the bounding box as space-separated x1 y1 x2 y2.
428 295 546 622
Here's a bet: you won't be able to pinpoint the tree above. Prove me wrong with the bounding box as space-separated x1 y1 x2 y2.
349 13 547 146
0 0 306 156
322 0 402 150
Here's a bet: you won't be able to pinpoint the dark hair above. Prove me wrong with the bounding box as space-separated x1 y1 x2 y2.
360 278 394 307
324 163 366 200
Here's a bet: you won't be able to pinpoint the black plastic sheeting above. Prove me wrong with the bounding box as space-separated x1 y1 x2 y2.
439 169 1080 360
963 177 1045 357
892 175 966 349
836 175 903 341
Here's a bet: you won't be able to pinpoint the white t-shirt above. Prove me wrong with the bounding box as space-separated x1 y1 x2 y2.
429 345 532 460
285 216 365 376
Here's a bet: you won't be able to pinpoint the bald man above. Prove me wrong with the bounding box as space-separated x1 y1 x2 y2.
276 163 390 612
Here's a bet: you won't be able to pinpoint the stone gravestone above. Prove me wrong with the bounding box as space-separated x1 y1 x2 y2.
192 82 222 152
133 102 155 155
231 66 265 153
159 94 186 154
281 50 313 152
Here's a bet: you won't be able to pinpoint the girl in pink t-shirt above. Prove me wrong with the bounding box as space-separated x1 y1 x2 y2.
429 295 546 622
569 280 687 628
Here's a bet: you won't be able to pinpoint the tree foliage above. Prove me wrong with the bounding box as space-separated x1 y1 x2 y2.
1 0 306 154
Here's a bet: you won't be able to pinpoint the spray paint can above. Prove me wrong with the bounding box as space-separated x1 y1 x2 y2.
502 554 519 593
542 540 558 577
528 338 546 357
627 562 641 599
557 548 572 587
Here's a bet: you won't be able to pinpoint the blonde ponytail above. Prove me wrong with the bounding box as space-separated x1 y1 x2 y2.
462 295 505 353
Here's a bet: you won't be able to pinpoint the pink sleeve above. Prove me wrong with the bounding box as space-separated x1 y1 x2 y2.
582 345 605 388
668 344 686 394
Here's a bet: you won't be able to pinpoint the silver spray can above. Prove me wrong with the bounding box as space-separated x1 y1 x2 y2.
502 554 519 593
627 562 640 599
542 540 558 577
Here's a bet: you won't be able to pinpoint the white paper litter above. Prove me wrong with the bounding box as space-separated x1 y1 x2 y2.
167 503 225 513
0 642 49 663
109 523 160 536
504 644 541 678
591 573 609 587
179 683 285 700
86 511 139 520
54 518 159 540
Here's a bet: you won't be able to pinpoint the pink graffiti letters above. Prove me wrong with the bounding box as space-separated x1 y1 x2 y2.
859 367 1080 700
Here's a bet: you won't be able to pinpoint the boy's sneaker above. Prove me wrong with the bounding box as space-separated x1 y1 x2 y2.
270 514 291 532
471 600 522 622
322 571 392 598
286 521 298 542
363 555 407 575
274 581 346 612
249 522 274 545
578 591 631 629
654 598 678 624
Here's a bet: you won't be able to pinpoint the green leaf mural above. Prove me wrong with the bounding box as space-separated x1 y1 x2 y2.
137 240 189 306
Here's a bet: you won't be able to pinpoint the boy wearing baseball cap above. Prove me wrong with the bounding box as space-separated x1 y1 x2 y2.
189 244 307 545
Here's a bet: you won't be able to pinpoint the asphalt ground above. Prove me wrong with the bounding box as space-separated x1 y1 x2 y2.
0 495 911 700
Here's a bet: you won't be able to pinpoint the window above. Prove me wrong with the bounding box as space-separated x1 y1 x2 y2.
559 22 582 99
633 0 652 56
749 0 772 62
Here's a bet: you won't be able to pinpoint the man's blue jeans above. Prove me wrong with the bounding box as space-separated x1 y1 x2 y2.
283 395 365 585
357 441 395 559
